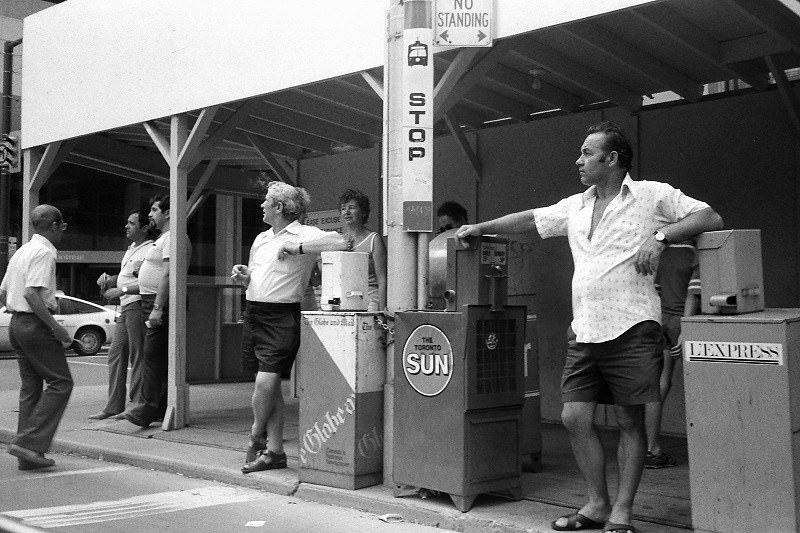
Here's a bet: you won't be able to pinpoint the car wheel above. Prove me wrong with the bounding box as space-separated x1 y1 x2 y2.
73 327 104 356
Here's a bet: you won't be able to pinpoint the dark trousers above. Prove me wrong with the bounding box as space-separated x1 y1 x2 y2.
103 300 146 414
127 296 168 422
10 313 74 453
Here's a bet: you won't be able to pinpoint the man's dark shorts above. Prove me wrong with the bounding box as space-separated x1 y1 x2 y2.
241 301 301 375
561 320 663 405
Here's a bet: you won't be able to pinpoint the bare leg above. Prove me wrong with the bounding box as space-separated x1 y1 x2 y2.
558 401 611 525
250 371 284 453
645 351 674 455
609 403 646 526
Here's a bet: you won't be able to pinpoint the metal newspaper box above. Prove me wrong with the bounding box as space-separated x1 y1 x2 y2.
683 310 800 532
394 236 527 512
298 312 385 489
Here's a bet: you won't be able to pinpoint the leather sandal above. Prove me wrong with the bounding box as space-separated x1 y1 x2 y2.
245 436 267 463
242 450 287 474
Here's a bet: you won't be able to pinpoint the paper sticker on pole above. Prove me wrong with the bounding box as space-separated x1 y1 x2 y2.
402 324 454 396
435 0 493 47
401 28 433 232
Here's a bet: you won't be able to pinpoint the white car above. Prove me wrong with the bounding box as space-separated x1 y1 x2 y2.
0 294 117 356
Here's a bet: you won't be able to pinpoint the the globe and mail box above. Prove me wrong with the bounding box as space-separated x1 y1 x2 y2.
298 312 385 489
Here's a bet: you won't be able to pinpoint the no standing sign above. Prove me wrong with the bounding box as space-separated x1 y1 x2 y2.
435 0 493 47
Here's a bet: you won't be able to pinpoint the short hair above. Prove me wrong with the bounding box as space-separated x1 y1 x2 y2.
129 207 159 240
436 201 467 223
338 189 371 224
31 204 63 232
149 193 170 212
267 181 310 222
586 121 633 171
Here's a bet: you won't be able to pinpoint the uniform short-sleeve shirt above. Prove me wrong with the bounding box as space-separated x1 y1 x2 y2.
117 239 153 306
0 234 58 313
246 221 336 303
138 231 170 296
533 175 709 343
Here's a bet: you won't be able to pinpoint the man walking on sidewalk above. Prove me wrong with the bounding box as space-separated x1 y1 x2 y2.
1 205 73 470
89 208 157 420
232 182 346 473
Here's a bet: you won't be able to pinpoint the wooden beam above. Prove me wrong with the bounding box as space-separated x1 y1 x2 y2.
486 64 581 112
560 23 702 102
631 4 769 90
765 55 800 136
302 81 382 119
463 85 532 121
244 131 296 185
724 0 800 55
256 101 372 148
165 113 189 431
178 106 219 169
269 91 382 135
721 32 790 64
444 113 481 180
30 141 63 191
511 39 643 112
193 99 260 165
360 71 384 98
433 48 482 100
186 158 219 213
433 39 515 121
143 121 171 163
243 119 335 155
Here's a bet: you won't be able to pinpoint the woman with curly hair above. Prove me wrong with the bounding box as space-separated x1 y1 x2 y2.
339 189 387 312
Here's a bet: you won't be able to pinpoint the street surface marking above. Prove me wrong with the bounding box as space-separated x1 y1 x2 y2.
66 361 109 367
4 465 132 483
3 485 264 528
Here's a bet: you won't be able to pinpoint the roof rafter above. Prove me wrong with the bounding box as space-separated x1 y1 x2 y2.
253 101 372 149
269 91 382 136
630 4 769 90
511 39 642 113
560 23 702 102
724 0 800 55
486 63 581 112
243 117 336 155
463 85 533 121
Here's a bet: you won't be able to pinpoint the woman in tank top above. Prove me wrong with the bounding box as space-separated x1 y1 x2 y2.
339 189 387 312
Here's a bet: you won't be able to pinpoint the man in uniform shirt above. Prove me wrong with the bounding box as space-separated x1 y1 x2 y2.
456 122 723 532
89 208 157 420
232 181 346 473
1 205 73 470
124 194 190 428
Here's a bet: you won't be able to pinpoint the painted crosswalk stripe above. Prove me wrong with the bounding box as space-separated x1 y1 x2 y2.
4 465 131 483
3 485 264 528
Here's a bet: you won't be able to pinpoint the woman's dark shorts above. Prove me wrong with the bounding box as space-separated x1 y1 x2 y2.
561 320 663 405
241 301 301 375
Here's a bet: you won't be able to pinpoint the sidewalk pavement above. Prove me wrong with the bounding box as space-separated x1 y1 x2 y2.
0 381 691 533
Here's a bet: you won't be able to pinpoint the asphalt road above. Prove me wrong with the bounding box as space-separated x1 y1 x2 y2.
0 453 451 533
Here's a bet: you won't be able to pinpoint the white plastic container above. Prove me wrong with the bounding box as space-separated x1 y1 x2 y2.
320 251 368 311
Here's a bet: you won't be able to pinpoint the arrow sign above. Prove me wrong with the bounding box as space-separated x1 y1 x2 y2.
477 30 486 42
439 30 451 43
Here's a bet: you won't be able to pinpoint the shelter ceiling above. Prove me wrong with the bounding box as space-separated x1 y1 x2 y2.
63 0 800 195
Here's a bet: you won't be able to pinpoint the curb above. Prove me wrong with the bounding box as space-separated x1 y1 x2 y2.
1 428 544 533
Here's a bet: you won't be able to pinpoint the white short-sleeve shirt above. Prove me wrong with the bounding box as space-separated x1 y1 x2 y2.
117 239 153 306
534 175 710 343
138 231 170 296
0 234 58 313
246 220 335 304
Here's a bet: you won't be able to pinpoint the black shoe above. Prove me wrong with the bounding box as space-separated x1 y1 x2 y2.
242 450 287 474
124 412 154 428
8 445 55 469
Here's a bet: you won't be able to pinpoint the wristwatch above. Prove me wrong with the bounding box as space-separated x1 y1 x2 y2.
153 303 161 310
653 230 670 246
